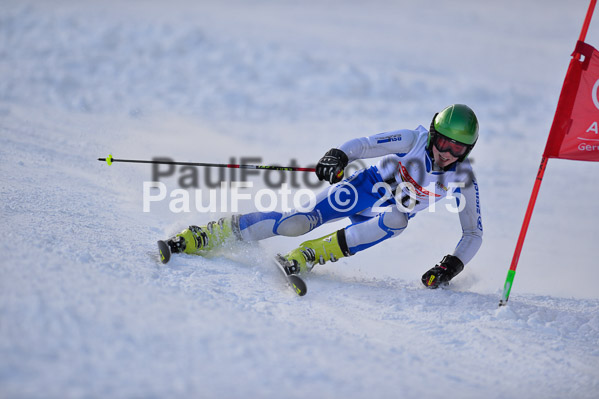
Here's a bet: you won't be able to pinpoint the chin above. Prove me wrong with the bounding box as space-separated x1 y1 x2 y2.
434 158 448 167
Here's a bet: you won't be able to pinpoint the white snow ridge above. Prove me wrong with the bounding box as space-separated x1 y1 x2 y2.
1 1 598 398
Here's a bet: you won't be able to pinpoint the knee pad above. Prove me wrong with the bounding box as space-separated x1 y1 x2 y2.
380 211 409 231
275 213 320 237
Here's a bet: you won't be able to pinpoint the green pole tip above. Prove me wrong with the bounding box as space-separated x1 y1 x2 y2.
106 154 113 166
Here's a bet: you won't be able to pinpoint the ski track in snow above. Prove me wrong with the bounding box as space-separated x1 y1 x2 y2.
1 1 599 398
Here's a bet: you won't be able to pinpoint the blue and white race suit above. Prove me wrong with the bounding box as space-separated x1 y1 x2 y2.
238 126 483 265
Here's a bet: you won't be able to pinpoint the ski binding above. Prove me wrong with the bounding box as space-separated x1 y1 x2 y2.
274 254 307 296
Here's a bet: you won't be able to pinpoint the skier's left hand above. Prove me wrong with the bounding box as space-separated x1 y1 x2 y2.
315 148 349 184
422 255 464 288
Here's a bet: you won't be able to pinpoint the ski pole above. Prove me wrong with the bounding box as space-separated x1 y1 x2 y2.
97 154 316 172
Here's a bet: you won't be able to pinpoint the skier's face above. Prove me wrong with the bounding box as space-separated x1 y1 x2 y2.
432 145 459 168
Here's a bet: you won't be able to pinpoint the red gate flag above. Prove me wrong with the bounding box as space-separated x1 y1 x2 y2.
544 40 599 161
500 0 597 306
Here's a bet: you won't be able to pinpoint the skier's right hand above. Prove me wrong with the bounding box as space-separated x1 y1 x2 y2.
315 148 349 184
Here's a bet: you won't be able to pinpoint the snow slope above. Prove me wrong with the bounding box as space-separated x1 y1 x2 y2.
1 0 598 398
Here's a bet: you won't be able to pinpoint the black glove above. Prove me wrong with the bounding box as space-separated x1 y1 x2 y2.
421 255 464 289
315 148 349 184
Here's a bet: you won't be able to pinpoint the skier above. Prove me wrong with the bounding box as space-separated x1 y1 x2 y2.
160 104 483 289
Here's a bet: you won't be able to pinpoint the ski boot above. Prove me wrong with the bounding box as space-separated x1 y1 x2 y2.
276 229 351 275
158 215 241 264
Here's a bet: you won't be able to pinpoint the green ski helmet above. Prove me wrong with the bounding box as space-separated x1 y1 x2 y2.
427 104 479 162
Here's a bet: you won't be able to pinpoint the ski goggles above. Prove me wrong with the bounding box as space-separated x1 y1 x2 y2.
433 134 470 158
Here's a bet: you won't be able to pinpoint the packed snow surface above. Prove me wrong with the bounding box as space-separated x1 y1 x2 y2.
1 0 598 398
